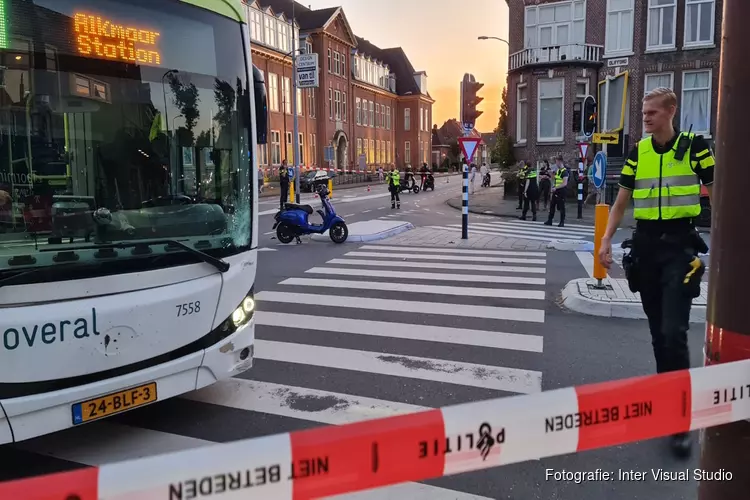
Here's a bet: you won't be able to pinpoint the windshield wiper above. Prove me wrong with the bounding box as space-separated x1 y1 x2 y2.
40 239 231 273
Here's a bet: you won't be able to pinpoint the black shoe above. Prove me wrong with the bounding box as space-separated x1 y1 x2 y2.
518 216 526 220
558 221 565 227
391 205 395 209
532 215 537 221
397 204 401 209
671 433 692 459
516 206 522 210
544 220 552 226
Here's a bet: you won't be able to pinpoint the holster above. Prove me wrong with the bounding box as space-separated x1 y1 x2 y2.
620 237 640 293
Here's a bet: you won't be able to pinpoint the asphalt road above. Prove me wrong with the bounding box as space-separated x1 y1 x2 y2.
0 187 708 499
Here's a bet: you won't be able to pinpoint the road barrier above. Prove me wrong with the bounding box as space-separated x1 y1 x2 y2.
3 357 749 499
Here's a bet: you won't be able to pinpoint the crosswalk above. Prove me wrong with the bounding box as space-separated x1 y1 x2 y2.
8 244 548 499
428 219 595 243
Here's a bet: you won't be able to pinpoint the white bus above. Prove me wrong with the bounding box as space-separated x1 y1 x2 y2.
0 0 266 443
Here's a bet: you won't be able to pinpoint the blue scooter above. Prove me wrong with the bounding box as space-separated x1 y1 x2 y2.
273 185 349 244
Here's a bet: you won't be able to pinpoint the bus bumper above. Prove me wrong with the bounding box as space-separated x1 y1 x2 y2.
0 319 255 445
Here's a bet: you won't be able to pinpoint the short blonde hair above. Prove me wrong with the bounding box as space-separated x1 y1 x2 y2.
643 87 678 109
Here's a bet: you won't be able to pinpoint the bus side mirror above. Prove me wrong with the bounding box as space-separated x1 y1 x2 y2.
252 65 267 145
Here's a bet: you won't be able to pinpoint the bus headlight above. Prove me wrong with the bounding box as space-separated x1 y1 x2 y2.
229 290 256 329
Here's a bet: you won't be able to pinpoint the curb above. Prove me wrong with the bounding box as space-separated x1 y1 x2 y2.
561 278 707 323
547 240 595 252
445 196 598 225
311 221 414 243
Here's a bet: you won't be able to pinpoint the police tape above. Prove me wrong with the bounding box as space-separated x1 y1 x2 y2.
3 357 749 500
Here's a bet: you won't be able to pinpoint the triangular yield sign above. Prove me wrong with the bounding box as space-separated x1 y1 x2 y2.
578 143 589 159
458 137 481 161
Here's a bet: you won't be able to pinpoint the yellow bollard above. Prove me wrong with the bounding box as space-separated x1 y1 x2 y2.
328 178 333 199
593 203 610 283
289 181 295 204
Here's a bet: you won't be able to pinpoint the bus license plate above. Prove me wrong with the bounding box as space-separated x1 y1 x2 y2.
71 382 157 425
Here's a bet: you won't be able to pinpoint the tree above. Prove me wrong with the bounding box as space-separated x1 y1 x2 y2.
491 86 515 167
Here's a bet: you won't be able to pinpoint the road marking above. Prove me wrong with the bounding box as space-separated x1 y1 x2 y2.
280 277 546 300
576 251 595 279
344 251 546 265
263 231 274 235
258 208 278 216
361 245 546 257
362 209 372 213
256 291 545 323
377 207 385 210
256 311 544 352
258 248 277 252
305 266 546 286
344 214 355 218
430 226 583 243
436 211 445 215
326 258 547 274
256 340 543 394
475 221 593 237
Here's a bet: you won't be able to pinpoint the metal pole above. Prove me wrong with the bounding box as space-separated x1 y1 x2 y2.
577 162 583 219
461 163 468 239
698 0 750 497
291 4 300 203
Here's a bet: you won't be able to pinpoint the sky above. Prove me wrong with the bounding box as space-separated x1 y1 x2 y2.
305 0 510 134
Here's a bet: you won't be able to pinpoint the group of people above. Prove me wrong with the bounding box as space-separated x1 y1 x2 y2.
515 155 570 226
386 163 433 209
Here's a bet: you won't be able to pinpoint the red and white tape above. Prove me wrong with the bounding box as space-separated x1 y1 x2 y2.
4 356 749 499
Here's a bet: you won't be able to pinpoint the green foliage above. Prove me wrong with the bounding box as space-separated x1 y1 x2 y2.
490 86 516 168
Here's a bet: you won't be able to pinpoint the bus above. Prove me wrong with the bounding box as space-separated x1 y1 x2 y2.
0 0 266 444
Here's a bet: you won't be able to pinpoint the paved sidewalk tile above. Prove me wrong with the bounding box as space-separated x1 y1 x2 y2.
371 226 554 251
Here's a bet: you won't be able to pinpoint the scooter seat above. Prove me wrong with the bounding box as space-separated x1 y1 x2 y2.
285 203 314 214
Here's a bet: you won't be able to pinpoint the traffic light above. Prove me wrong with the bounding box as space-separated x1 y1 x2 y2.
582 96 597 137
461 74 484 129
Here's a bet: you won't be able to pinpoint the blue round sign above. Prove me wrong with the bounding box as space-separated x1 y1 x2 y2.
592 151 607 190
287 166 296 179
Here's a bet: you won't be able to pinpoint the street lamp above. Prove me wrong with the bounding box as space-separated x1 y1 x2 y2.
478 36 509 45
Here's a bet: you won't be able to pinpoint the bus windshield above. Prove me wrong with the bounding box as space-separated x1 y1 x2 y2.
0 0 253 282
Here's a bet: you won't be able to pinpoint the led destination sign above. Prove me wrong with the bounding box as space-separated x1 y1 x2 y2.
74 13 162 65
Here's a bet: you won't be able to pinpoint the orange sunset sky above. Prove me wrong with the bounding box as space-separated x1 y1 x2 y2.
305 0 510 133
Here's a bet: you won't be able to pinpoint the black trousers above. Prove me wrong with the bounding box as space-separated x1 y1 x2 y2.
522 184 538 218
279 183 289 209
636 239 695 373
517 183 525 208
390 186 400 206
547 190 566 222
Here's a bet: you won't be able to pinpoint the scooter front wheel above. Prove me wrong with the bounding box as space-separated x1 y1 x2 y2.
329 221 348 243
413 185 421 194
276 222 296 244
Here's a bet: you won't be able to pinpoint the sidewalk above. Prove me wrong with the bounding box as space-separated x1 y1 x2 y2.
561 277 707 323
447 186 637 228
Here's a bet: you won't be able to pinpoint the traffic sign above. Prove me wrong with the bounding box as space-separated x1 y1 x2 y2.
592 151 607 189
578 143 589 160
593 132 619 145
296 53 319 88
458 137 481 161
287 166 296 179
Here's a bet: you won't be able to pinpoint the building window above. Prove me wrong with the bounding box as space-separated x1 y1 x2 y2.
277 20 286 52
376 139 380 163
298 133 304 163
270 130 281 165
387 140 391 163
575 79 589 100
264 15 275 47
356 98 361 125
282 77 291 114
268 73 279 112
363 139 368 164
285 131 293 161
685 0 715 47
257 144 268 165
341 52 346 77
537 79 564 142
342 92 347 121
524 1 586 59
357 138 362 157
297 88 303 116
327 48 332 72
404 108 411 130
425 109 429 130
249 9 262 42
369 101 374 126
681 70 712 135
516 84 528 143
334 90 341 120
307 88 315 118
305 40 313 54
311 134 317 165
605 0 634 55
387 106 391 130
369 139 375 164
361 99 367 126
646 0 676 50
328 88 333 119
375 104 380 128
334 51 340 75
419 140 424 164
404 141 411 166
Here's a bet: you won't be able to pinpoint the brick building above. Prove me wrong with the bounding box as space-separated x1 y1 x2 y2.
245 0 433 173
505 0 721 171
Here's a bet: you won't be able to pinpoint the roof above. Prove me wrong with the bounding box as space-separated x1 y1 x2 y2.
253 0 336 30
436 119 481 144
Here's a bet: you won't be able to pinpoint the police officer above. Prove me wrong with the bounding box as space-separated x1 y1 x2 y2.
278 159 289 210
545 155 568 227
516 162 528 210
388 166 401 209
598 87 714 458
519 161 538 221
